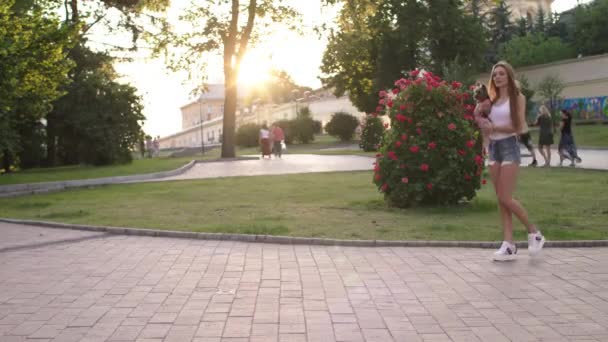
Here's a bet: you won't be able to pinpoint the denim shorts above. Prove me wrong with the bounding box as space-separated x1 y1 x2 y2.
488 136 521 165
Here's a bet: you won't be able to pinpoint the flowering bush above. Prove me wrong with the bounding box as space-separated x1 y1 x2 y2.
372 70 485 207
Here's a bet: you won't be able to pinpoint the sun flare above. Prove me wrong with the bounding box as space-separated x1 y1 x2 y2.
237 51 272 86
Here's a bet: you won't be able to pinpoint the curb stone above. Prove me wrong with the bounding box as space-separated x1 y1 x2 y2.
0 160 197 198
2 217 608 249
0 157 263 198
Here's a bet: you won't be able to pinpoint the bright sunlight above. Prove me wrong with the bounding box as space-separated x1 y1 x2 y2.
237 51 272 86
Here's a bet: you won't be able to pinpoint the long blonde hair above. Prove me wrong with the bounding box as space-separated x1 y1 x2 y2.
539 105 551 117
488 61 521 132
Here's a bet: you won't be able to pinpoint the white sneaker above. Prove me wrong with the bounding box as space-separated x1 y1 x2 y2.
528 230 546 256
493 241 517 261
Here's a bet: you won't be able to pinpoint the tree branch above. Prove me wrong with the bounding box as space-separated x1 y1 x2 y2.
236 0 257 65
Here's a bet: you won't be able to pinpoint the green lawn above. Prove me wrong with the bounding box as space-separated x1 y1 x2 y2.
0 156 199 186
1 168 606 241
530 124 608 148
0 135 372 186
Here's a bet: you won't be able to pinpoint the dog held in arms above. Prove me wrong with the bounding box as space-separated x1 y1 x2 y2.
473 82 492 152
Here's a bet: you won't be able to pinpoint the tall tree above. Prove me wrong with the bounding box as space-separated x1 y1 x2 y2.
426 0 487 72
516 17 528 37
151 1 299 158
537 74 565 114
499 33 576 67
50 46 145 165
0 0 74 172
43 0 169 166
320 0 426 113
534 6 546 34
320 0 486 113
574 0 608 56
486 0 514 63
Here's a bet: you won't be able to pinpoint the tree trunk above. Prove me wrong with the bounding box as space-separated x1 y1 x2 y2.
221 69 237 158
70 0 78 23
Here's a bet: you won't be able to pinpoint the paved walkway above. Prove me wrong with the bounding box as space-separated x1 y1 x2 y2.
159 155 374 182
159 149 607 182
1 223 608 341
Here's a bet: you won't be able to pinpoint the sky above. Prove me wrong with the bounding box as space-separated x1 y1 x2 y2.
103 0 585 137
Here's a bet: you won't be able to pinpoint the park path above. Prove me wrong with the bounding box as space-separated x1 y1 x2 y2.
1 222 608 341
158 149 608 182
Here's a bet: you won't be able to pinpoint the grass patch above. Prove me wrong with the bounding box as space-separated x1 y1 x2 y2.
1 167 606 241
0 135 374 185
0 157 198 186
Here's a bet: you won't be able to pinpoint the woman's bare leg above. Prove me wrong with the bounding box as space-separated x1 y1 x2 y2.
496 164 537 234
489 163 514 243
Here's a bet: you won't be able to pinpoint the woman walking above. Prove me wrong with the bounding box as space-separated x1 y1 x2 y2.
535 105 554 167
259 123 272 159
480 61 545 261
558 109 582 167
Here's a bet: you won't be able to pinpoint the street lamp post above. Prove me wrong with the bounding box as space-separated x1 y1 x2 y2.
291 89 299 117
198 94 205 155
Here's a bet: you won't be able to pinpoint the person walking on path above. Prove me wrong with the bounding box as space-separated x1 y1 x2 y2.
481 61 545 261
534 105 554 167
514 81 538 167
518 121 538 167
259 123 271 159
271 124 285 158
558 109 582 167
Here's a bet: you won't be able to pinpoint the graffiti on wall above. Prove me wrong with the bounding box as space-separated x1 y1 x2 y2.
560 96 608 120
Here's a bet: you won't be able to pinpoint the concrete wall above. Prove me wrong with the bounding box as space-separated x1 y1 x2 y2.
477 54 608 120
477 54 608 100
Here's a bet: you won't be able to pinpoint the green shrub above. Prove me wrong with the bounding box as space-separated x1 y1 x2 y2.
236 123 261 147
359 115 385 151
291 108 315 144
313 120 322 134
325 112 360 141
373 70 484 207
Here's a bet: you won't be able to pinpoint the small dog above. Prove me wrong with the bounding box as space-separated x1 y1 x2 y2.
473 83 492 151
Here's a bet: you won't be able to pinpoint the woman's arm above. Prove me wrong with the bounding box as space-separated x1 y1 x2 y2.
491 94 526 134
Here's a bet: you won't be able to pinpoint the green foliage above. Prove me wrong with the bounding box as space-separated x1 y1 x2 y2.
499 33 576 67
49 46 145 166
427 0 487 72
325 112 360 142
573 0 608 56
320 0 488 114
320 0 426 114
516 75 536 121
440 56 478 89
313 120 322 135
486 0 514 63
291 108 316 144
236 123 262 147
537 74 565 114
535 5 547 34
359 115 385 152
0 0 75 171
373 71 483 207
149 0 299 158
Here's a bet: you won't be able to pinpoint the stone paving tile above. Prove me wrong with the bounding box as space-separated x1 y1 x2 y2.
2 223 608 341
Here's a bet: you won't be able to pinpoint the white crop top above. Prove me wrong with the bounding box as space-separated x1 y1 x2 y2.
489 100 516 140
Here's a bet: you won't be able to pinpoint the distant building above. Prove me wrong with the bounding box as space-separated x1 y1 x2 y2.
159 85 365 149
472 0 554 20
